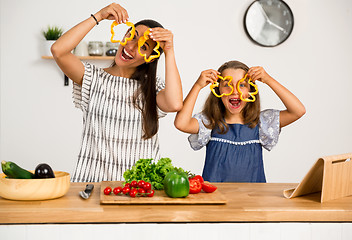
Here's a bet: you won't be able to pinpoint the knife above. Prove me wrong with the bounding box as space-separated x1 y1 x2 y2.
79 184 94 199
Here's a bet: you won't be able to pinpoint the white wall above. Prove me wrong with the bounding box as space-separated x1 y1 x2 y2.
1 0 351 183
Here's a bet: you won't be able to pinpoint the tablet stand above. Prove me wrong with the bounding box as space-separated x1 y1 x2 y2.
283 153 352 202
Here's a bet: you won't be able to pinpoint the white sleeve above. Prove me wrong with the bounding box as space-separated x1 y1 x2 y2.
188 113 212 151
72 62 95 112
259 109 281 151
156 76 167 118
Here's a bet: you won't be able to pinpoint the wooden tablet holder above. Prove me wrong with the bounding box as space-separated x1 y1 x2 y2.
283 153 352 202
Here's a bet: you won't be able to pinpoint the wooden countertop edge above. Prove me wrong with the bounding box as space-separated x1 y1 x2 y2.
2 212 352 224
2 182 352 224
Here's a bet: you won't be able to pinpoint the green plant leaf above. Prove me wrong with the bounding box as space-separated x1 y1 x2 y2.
43 26 63 40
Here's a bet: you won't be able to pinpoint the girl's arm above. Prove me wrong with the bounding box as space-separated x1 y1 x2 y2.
174 69 219 134
248 67 306 128
152 28 183 112
51 3 128 85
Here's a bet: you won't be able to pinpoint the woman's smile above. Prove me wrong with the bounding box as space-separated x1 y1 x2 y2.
120 47 134 61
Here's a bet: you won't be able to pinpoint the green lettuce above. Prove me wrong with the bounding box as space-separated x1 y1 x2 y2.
123 158 185 190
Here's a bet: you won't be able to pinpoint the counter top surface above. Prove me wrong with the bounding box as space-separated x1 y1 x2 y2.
1 182 352 224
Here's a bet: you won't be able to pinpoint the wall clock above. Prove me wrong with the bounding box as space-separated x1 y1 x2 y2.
244 0 294 47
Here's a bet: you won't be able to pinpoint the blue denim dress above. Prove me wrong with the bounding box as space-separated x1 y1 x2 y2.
188 109 280 183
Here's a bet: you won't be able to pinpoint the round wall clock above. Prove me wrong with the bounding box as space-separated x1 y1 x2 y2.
244 0 294 47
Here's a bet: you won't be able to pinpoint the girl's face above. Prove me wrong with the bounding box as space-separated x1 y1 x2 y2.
219 68 250 116
115 25 157 68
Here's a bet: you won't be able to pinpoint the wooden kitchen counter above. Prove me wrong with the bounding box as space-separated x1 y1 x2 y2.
1 182 352 224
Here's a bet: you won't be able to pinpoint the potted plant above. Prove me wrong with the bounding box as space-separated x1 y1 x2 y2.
42 26 63 56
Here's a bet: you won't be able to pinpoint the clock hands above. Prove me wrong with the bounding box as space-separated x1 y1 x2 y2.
256 2 288 35
256 2 270 21
268 20 288 34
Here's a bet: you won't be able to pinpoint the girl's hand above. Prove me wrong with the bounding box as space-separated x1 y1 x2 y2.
149 28 174 53
195 69 220 89
247 66 272 84
95 3 129 24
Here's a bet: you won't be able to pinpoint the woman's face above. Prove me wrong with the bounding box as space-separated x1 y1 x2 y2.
115 25 157 68
219 68 249 115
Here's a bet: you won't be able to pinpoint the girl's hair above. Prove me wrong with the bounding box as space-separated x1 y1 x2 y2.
202 60 261 133
112 19 164 139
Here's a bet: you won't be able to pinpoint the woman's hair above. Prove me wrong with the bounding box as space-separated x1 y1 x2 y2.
112 19 164 139
202 60 261 133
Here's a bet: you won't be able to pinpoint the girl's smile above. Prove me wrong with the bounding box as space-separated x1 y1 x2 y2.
219 68 249 121
228 97 242 109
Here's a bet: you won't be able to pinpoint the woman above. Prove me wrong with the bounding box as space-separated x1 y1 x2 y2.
51 3 183 182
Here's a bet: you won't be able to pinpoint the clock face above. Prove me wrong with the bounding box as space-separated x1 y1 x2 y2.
244 0 294 47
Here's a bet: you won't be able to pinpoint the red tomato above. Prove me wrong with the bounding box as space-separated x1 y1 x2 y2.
122 186 130 195
129 188 138 198
143 182 152 191
138 188 146 196
193 175 204 184
113 186 122 195
130 180 138 188
189 178 202 194
104 186 112 195
137 180 145 189
124 183 131 188
146 189 154 197
202 182 217 193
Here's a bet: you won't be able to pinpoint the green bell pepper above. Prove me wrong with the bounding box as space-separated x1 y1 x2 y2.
163 169 190 198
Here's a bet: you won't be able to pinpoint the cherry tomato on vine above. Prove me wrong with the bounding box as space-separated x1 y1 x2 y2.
143 182 152 191
138 188 146 196
104 186 112 195
130 180 138 188
129 188 138 198
124 182 131 188
122 186 130 195
146 189 155 197
113 186 122 195
138 180 145 189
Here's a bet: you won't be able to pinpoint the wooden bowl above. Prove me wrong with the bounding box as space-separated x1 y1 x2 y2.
0 171 70 201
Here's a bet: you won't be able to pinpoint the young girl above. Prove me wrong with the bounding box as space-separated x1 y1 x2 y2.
51 3 183 182
174 60 305 182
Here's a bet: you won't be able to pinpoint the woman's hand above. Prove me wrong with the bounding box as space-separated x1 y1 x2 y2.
247 66 273 84
149 28 174 54
95 3 129 24
195 69 220 89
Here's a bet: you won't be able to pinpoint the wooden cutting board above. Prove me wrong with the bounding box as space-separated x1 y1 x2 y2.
100 181 227 205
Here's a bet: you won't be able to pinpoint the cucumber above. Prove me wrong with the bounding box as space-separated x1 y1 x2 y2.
1 160 34 179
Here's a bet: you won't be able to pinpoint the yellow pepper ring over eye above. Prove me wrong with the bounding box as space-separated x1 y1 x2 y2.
110 21 136 46
138 29 161 63
210 75 234 98
236 74 259 102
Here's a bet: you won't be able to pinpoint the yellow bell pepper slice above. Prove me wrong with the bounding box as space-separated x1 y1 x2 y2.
210 75 234 98
110 21 136 46
236 74 258 102
138 29 161 63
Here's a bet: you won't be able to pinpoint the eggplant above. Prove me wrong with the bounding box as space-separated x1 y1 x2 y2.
34 163 55 178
